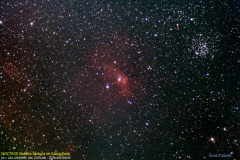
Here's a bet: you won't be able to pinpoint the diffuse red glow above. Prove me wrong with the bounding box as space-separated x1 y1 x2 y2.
105 65 130 96
86 44 141 104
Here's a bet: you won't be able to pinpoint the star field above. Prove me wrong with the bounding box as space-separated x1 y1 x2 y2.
1 0 239 159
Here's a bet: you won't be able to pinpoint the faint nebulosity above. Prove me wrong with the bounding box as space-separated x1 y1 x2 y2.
1 0 239 159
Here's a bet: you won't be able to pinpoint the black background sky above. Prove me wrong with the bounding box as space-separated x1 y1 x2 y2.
1 0 239 159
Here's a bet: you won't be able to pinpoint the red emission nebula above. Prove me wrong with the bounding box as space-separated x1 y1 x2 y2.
86 44 142 105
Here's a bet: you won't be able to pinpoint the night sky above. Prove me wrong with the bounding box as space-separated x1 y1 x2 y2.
1 0 239 159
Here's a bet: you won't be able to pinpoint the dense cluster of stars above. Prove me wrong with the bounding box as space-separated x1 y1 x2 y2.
1 0 239 159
